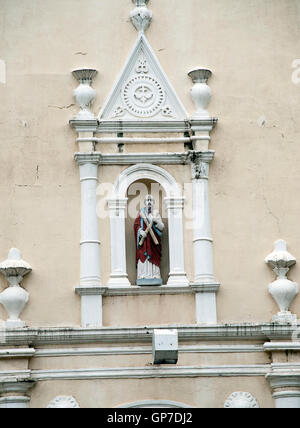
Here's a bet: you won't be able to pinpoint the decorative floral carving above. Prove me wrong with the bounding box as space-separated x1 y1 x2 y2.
122 75 165 117
162 106 174 117
224 392 259 408
47 396 80 409
136 59 149 74
112 106 125 118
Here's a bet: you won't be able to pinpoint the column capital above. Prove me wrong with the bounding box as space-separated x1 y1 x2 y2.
0 376 35 395
188 150 215 180
190 118 218 132
74 152 102 166
267 372 300 390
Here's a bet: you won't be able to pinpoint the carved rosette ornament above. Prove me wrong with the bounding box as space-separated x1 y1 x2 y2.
130 0 152 33
265 240 299 324
224 392 259 408
47 396 80 409
72 69 97 120
0 248 32 328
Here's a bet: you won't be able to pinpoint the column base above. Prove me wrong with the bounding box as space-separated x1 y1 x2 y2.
191 282 220 324
0 396 30 409
108 274 131 288
272 311 298 325
166 273 189 287
75 286 106 328
136 278 163 286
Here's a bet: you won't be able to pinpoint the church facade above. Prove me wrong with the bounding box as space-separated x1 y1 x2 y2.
0 0 300 408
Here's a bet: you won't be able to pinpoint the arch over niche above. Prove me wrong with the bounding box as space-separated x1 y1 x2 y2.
107 164 189 287
118 400 193 408
112 164 181 199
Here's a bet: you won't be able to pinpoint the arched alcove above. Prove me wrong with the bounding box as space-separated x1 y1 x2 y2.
126 178 169 285
107 164 188 287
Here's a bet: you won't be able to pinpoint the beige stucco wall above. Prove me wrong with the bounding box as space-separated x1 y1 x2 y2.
0 0 299 328
30 377 274 408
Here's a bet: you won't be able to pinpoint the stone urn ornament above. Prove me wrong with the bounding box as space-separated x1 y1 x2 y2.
72 69 97 120
188 68 212 119
130 0 152 33
265 240 299 324
0 248 32 328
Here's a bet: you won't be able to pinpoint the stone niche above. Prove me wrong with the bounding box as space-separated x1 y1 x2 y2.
126 178 169 285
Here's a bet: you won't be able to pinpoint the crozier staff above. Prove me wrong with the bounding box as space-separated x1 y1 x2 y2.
134 195 165 286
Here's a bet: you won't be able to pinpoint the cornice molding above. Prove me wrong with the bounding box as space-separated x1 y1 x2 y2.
33 344 264 358
0 373 35 394
0 324 298 346
264 342 300 352
0 348 35 359
267 373 300 390
97 120 190 134
98 152 189 166
69 119 218 135
74 152 102 166
9 365 268 382
69 119 98 133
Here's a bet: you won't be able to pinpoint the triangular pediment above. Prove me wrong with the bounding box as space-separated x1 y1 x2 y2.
98 34 188 122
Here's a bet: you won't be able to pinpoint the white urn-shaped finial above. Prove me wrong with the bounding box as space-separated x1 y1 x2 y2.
0 249 32 328
265 240 299 324
72 69 97 120
130 0 152 33
188 68 212 120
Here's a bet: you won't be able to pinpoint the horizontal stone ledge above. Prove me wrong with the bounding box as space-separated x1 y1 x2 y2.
70 119 218 134
0 348 35 359
1 364 269 382
76 282 221 297
76 285 196 297
29 344 264 358
264 342 300 352
0 324 298 346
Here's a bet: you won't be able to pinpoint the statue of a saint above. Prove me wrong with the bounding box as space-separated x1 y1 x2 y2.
134 195 165 286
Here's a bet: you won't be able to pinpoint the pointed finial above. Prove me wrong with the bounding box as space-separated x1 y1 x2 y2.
130 0 152 33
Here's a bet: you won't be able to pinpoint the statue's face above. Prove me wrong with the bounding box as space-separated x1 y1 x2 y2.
144 195 154 212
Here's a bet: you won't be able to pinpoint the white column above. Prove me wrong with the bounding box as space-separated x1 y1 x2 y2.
273 391 300 408
191 152 215 284
75 153 104 328
267 372 300 408
78 157 102 286
107 199 131 287
165 197 189 286
0 397 30 408
189 151 220 324
0 379 35 409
